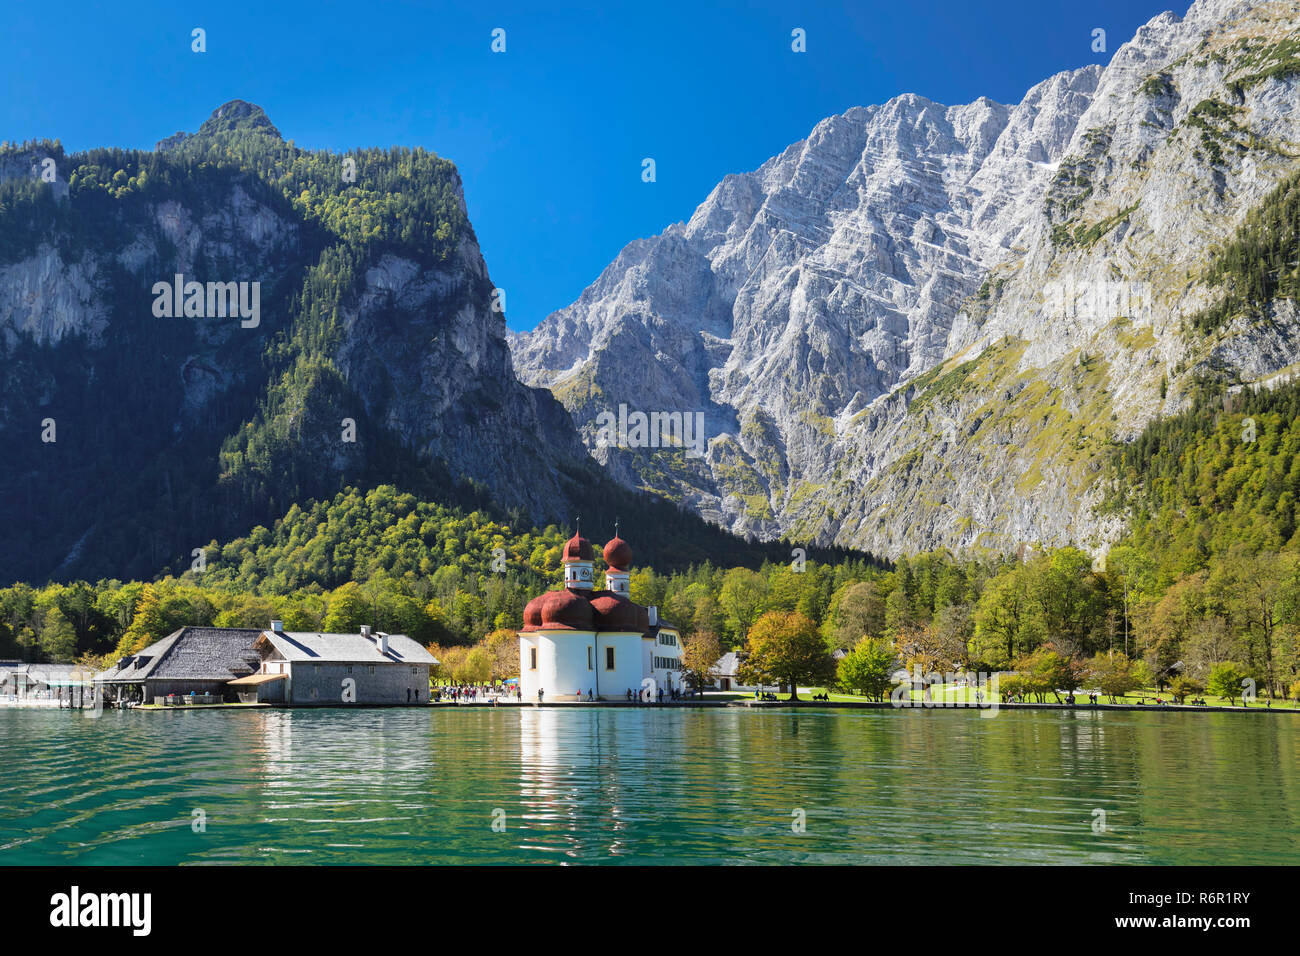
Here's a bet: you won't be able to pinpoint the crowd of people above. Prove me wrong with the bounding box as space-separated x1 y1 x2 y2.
432 684 519 703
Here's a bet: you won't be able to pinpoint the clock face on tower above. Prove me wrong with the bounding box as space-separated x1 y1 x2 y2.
580 567 591 581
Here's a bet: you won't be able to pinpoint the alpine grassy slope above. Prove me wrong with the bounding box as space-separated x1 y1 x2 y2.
511 0 1300 560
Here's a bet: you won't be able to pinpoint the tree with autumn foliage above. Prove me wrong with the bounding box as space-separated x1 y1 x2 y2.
680 630 722 693
113 584 168 658
736 610 835 701
1168 675 1204 704
481 628 520 681
1013 645 1084 703
1087 652 1142 702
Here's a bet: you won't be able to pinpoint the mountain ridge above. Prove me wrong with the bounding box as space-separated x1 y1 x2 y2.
0 101 815 584
511 0 1300 559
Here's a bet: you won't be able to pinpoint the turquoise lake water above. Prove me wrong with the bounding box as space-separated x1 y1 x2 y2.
1 707 1297 864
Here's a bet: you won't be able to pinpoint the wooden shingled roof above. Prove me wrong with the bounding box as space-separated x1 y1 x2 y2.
149 628 264 681
97 627 264 683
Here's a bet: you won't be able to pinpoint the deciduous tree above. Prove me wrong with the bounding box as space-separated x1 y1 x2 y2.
1207 661 1250 704
836 637 898 700
737 611 834 701
681 630 722 692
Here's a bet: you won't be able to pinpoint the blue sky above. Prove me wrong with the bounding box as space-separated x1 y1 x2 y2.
2 0 1177 331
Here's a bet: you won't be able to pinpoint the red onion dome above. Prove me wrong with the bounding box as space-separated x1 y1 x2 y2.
562 532 594 563
523 588 596 631
602 536 633 571
589 592 650 632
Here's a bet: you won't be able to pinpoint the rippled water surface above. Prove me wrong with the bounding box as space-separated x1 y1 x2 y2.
1 707 1297 864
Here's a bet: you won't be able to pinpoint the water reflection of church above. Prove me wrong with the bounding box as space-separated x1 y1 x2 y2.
518 532 682 701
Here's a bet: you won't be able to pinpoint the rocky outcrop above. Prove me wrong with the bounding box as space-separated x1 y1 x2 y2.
335 236 587 517
0 245 107 347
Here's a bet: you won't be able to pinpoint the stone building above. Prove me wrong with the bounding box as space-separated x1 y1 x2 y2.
242 623 437 706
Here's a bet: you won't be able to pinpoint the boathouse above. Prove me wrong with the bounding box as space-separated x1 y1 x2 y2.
93 624 437 706
94 627 265 704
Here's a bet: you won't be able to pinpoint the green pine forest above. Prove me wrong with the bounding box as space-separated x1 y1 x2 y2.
0 108 479 583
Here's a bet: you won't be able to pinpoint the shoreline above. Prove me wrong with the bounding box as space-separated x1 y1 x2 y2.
477 699 1300 714
6 698 1295 715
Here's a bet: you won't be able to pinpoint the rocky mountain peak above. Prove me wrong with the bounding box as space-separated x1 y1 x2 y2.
511 0 1300 559
156 100 282 152
199 100 281 138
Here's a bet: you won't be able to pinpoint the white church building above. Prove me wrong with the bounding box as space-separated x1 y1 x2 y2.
519 531 682 701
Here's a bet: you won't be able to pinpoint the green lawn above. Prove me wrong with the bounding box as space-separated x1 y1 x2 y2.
716 684 1300 709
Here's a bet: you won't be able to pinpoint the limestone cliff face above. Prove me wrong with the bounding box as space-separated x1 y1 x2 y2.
512 0 1300 557
0 244 107 347
333 233 587 518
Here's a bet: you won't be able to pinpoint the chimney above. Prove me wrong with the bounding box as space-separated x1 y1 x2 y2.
379 632 389 654
360 625 371 639
648 606 658 626
270 620 283 633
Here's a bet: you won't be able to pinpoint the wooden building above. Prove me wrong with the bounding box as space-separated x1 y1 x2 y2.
94 627 264 704
1 663 94 700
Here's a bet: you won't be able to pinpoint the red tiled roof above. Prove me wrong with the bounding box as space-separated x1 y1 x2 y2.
590 592 649 632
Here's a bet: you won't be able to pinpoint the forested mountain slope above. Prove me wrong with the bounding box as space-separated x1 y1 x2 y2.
0 101 807 584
